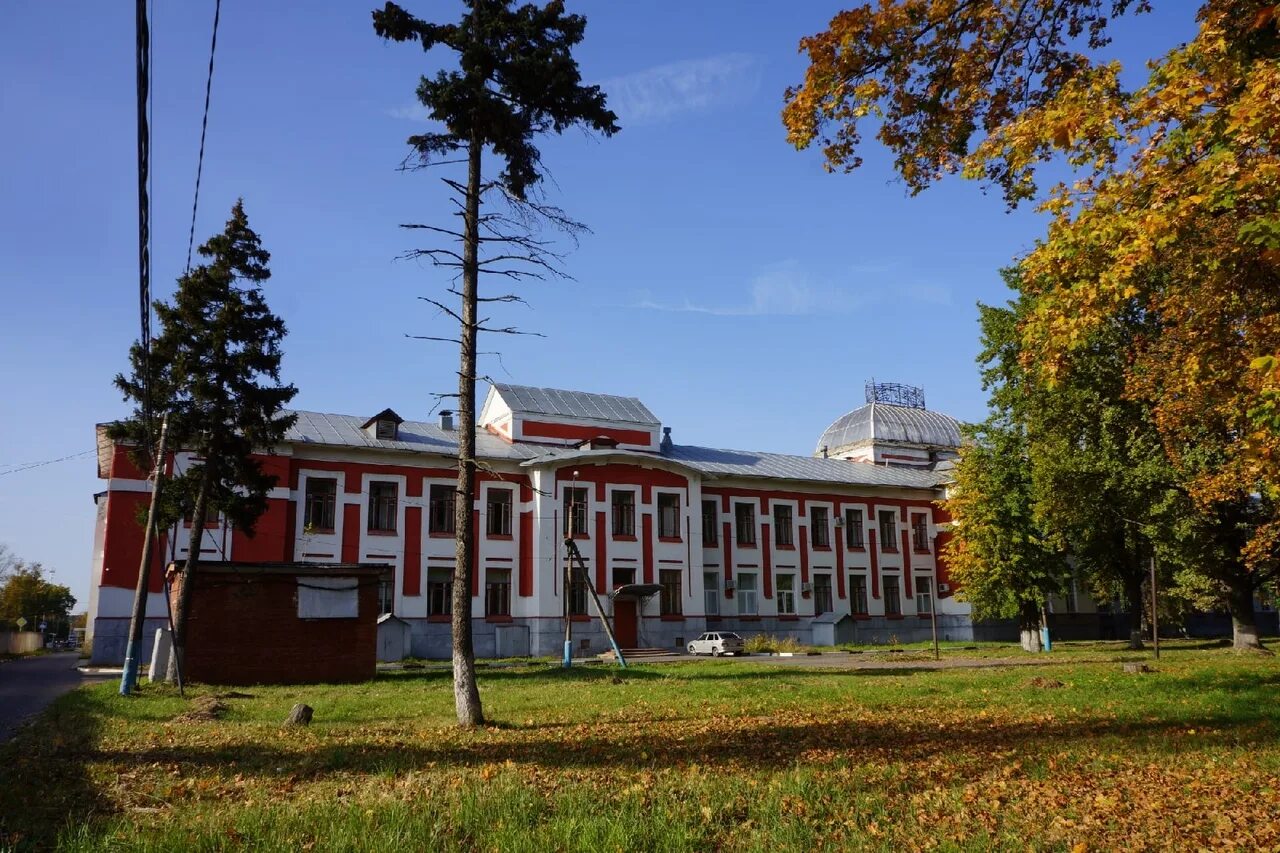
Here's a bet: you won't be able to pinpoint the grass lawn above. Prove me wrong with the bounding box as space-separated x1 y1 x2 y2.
1 644 1278 851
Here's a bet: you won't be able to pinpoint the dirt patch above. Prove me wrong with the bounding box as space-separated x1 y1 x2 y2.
172 697 228 723
1028 677 1065 689
216 691 254 699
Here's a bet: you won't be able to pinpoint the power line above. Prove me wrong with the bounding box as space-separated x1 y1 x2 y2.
135 0 152 427
0 450 97 478
185 0 222 274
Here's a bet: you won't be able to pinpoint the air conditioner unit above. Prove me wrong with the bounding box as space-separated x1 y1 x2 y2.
800 582 813 594
937 583 950 593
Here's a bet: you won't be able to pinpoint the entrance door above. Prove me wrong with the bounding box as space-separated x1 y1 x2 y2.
613 599 638 648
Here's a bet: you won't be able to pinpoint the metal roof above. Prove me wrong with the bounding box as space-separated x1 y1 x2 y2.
521 445 947 489
285 409 947 491
665 444 949 489
816 402 962 454
285 411 539 462
491 383 660 426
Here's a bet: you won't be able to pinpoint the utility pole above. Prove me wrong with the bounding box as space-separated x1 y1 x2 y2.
562 471 579 668
930 578 940 661
119 414 168 696
1151 553 1160 660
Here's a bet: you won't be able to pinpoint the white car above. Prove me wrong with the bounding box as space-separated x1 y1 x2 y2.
687 632 745 656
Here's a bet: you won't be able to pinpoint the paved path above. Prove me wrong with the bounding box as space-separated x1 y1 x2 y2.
0 652 109 741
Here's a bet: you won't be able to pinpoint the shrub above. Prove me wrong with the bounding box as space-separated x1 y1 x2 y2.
744 634 804 654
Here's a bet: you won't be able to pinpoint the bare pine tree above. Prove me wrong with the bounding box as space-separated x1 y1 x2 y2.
373 0 617 727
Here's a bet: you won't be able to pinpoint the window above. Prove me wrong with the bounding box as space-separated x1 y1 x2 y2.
811 506 830 547
429 484 455 535
845 508 865 549
735 503 756 546
377 578 394 615
915 577 932 613
912 513 930 552
850 575 869 615
568 569 589 615
612 490 636 537
427 568 452 616
303 478 337 531
703 571 719 615
884 575 902 615
776 574 796 615
563 487 588 536
879 510 898 551
612 567 636 589
737 572 758 615
375 419 397 440
773 505 794 547
1064 578 1078 613
702 500 718 547
657 493 681 539
485 568 511 617
367 481 398 533
813 574 833 615
486 489 513 536
660 569 682 615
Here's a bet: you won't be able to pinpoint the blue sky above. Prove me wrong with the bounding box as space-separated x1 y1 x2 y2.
0 2 1195 605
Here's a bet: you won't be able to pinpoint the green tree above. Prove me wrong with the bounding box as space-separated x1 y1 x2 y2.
945 299 1069 636
1009 290 1180 648
113 200 297 679
373 0 618 727
0 561 75 634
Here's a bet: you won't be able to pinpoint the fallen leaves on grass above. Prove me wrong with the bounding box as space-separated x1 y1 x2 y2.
4 658 1280 851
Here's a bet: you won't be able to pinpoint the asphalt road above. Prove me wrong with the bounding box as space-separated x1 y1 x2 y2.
0 652 109 741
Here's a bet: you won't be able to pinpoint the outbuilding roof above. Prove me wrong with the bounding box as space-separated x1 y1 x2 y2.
490 383 660 426
816 402 962 454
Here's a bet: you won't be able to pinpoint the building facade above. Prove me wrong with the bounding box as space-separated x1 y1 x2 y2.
86 382 972 663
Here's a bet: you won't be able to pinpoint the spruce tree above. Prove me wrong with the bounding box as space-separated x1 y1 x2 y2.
373 0 618 727
113 200 297 680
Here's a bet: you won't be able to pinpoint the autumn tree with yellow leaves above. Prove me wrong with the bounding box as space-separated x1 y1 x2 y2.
785 1 1280 649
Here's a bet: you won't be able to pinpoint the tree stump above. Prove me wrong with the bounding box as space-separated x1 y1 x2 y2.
284 703 313 725
1122 662 1153 674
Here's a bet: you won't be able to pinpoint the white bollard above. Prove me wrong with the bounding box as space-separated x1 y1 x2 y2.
148 628 172 683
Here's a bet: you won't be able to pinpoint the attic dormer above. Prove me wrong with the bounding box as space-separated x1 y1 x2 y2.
479 383 662 451
361 408 404 441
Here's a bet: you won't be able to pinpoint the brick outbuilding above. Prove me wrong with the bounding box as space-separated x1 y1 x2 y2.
167 561 392 685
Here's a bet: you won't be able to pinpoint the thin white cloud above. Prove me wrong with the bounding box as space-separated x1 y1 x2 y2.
602 53 761 126
389 53 760 127
635 260 951 316
901 283 953 305
389 103 431 122
637 261 848 317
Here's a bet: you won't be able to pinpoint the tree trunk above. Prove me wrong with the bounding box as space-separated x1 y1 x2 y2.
1122 570 1145 650
167 466 212 683
1227 578 1266 651
1018 599 1042 652
450 134 485 728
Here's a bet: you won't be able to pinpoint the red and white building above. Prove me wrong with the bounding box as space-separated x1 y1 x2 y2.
86 382 970 663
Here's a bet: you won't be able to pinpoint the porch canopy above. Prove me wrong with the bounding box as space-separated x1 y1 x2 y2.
609 583 663 601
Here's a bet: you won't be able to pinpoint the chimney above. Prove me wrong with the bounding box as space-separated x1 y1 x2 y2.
439 410 454 431
660 426 672 452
